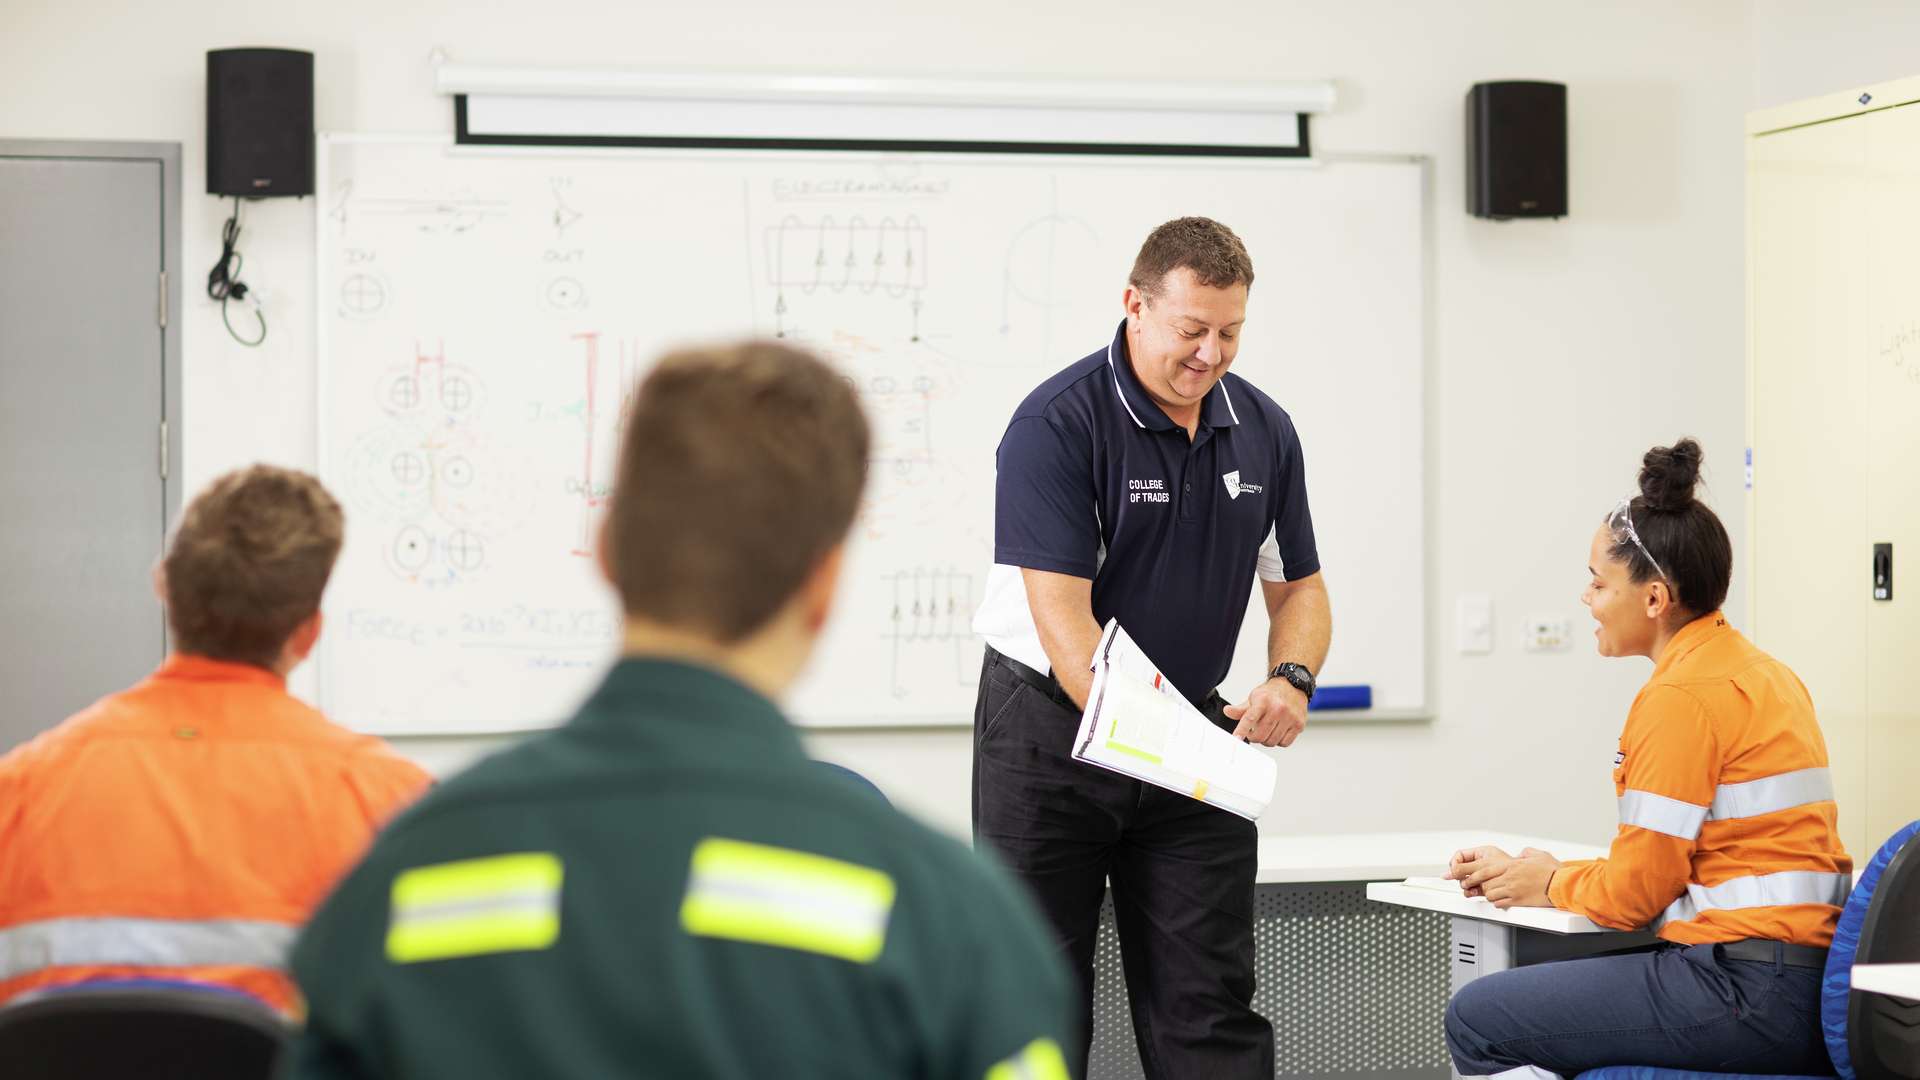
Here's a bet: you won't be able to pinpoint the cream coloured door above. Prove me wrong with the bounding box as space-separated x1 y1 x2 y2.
1747 116 1872 859
1863 103 1920 850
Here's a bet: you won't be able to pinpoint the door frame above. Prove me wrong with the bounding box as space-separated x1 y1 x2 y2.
0 139 184 575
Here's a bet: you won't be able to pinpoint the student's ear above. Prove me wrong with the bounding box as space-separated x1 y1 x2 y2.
285 610 324 665
595 515 616 587
1643 580 1671 622
799 545 846 636
1122 284 1146 328
151 560 168 606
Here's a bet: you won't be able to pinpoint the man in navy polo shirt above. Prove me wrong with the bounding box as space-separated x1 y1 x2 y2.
972 217 1331 1078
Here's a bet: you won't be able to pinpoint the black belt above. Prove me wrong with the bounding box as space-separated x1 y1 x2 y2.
988 646 1228 719
986 647 1077 710
1720 938 1829 969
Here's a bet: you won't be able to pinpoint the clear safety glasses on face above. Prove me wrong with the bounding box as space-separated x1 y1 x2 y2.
1608 496 1668 583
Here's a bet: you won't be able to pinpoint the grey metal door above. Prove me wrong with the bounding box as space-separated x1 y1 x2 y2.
1 145 179 750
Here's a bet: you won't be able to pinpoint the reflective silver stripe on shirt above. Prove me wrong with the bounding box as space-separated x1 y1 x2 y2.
687 875 891 943
1654 870 1852 930
391 888 558 926
1618 789 1710 840
1709 767 1834 821
0 917 297 981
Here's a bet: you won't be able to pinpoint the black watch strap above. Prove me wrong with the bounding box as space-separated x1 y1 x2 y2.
1270 663 1316 698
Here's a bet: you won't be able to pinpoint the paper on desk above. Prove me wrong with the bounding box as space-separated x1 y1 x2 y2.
1072 620 1277 820
1401 876 1467 894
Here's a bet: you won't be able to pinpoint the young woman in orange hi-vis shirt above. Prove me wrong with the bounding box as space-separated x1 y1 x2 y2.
1440 439 1852 1079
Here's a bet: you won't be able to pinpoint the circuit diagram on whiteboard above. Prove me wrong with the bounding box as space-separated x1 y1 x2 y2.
765 215 928 340
341 341 537 586
882 566 978 698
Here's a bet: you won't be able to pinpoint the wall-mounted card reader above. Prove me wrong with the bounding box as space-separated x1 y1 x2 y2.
1874 543 1892 601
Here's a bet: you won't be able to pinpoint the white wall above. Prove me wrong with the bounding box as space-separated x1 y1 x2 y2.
1749 0 1920 109
1 0 1758 846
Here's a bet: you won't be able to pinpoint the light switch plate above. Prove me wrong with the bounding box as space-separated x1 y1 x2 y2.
1457 594 1493 654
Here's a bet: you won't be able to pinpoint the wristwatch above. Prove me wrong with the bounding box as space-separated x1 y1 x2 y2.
1270 662 1317 699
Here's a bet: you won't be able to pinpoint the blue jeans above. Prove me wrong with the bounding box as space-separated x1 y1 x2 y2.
1444 942 1831 1076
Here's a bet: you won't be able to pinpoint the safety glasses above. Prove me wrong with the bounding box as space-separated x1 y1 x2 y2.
1607 496 1668 583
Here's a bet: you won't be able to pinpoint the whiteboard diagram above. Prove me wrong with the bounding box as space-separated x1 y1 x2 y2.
318 137 1426 734
550 178 584 239
339 272 390 319
766 215 928 342
1000 212 1104 363
339 342 540 592
881 566 977 700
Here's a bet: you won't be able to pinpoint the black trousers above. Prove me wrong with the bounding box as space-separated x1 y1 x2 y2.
972 647 1272 1080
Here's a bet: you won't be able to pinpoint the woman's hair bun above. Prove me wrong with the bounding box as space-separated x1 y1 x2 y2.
1638 438 1703 513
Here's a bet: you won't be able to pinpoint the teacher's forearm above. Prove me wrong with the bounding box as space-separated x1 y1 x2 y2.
1266 574 1332 675
1020 568 1102 710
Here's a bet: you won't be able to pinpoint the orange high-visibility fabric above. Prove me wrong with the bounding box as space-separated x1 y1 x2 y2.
1549 612 1853 946
0 655 430 1011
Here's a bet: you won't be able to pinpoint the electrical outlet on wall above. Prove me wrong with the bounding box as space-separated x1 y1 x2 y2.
1524 616 1573 652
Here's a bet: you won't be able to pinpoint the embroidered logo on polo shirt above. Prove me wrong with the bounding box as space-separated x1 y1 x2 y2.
1222 471 1263 500
1127 478 1170 505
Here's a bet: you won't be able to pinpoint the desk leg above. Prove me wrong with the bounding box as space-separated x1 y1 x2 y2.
1450 914 1516 994
1448 917 1515 1080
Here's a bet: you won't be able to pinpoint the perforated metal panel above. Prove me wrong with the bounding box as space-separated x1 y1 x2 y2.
1088 883 1452 1079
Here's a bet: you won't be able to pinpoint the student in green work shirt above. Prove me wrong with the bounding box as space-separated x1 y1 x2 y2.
288 342 1075 1080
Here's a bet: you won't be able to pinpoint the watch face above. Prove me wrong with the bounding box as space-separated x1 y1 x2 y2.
1275 665 1313 693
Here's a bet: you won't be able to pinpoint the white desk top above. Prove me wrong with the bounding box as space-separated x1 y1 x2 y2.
1365 880 1619 935
1256 830 1609 885
1853 963 1920 1001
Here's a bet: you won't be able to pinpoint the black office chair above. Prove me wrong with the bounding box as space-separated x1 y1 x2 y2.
0 982 288 1079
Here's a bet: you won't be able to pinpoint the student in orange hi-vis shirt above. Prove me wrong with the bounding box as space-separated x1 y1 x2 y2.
0 465 431 1014
1440 438 1852 1079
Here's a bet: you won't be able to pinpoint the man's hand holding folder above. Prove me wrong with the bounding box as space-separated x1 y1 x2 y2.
1070 620 1278 820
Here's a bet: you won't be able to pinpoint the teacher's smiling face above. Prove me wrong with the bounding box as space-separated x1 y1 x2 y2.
1122 267 1249 422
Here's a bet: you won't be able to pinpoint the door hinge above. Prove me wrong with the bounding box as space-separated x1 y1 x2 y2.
157 271 168 329
159 420 169 480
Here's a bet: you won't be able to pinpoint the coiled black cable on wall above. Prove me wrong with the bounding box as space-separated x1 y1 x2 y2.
206 196 266 347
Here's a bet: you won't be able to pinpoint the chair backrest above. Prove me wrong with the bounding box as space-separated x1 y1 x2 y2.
815 760 891 806
0 984 288 1080
1850 822 1920 1080
1822 819 1920 1080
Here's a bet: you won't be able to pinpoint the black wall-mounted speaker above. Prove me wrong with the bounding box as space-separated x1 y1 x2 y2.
206 48 314 197
1467 81 1566 220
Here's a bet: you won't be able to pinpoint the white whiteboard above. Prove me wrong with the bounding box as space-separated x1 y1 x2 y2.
316 136 1425 733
